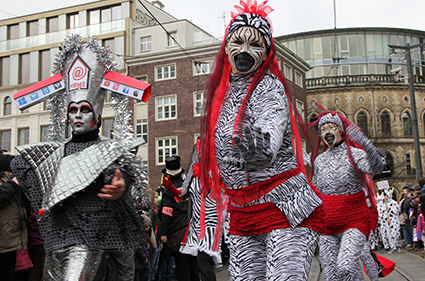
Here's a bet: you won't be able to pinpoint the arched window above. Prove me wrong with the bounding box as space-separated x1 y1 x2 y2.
309 113 318 130
309 113 318 124
3 96 11 116
402 112 412 136
357 111 368 136
381 111 391 136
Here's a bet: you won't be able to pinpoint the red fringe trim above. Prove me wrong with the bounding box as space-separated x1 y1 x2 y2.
229 199 324 236
320 192 371 236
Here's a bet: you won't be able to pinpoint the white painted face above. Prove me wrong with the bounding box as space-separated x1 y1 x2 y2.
225 26 268 75
320 122 342 149
68 101 97 135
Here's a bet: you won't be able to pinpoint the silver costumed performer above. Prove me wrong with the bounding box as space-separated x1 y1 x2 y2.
0 35 151 280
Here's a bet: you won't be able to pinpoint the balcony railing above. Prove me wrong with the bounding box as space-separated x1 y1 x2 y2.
306 74 425 88
0 19 126 53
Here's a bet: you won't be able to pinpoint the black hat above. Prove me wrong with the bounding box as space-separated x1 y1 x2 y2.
403 184 414 190
162 156 184 176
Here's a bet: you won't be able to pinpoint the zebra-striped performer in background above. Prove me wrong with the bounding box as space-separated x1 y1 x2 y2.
310 111 383 281
199 1 325 280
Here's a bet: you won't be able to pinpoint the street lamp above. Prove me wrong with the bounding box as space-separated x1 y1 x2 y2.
388 42 425 179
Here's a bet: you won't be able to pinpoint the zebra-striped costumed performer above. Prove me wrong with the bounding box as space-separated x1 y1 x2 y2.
200 1 324 280
310 111 383 281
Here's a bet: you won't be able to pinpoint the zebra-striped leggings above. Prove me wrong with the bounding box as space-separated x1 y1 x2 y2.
229 227 319 281
320 228 366 281
360 239 380 281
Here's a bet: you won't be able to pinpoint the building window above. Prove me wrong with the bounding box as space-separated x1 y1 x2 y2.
20 53 31 84
295 71 303 88
101 8 112 22
89 10 100 24
156 95 177 121
135 118 148 143
1 56 10 87
135 75 148 83
47 17 59 33
102 118 115 138
111 6 122 20
67 13 80 29
193 92 203 117
40 50 51 80
406 150 416 175
357 111 369 136
3 96 12 116
140 36 152 52
155 64 176 81
18 128 29 145
156 136 177 165
40 125 49 142
193 59 214 75
100 6 121 22
402 112 412 136
27 20 39 36
295 99 304 119
167 31 177 47
142 160 148 172
381 111 391 136
103 39 115 54
7 24 19 40
284 63 292 81
0 130 11 152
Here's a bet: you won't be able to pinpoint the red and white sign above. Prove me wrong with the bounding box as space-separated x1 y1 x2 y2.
101 71 151 102
68 57 90 92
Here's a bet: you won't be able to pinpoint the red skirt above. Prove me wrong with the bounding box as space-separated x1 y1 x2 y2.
320 192 371 236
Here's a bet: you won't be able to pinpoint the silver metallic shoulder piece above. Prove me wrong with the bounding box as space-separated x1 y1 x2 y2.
16 142 64 197
18 137 145 212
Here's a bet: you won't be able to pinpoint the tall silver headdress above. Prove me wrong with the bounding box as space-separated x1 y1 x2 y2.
54 35 116 123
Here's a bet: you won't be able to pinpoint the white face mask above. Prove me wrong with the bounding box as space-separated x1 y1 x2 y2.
68 101 97 135
225 26 268 75
320 122 342 149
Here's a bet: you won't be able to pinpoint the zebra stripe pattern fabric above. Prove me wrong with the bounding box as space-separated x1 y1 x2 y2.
320 228 366 281
229 227 318 280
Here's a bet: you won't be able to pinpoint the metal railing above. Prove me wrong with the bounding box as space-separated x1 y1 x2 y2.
306 74 425 88
0 19 126 52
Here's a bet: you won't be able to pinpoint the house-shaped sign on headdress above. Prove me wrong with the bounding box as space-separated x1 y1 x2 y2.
13 35 151 112
68 56 90 92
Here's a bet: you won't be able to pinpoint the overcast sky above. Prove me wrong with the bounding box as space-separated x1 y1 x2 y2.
1 0 425 38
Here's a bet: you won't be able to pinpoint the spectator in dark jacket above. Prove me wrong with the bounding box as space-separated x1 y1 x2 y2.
159 156 199 281
0 150 28 281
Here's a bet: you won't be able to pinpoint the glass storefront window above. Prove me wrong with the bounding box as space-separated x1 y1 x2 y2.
296 39 305 59
349 34 358 57
322 36 332 60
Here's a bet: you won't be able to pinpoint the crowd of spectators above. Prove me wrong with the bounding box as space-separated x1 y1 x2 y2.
376 177 425 257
